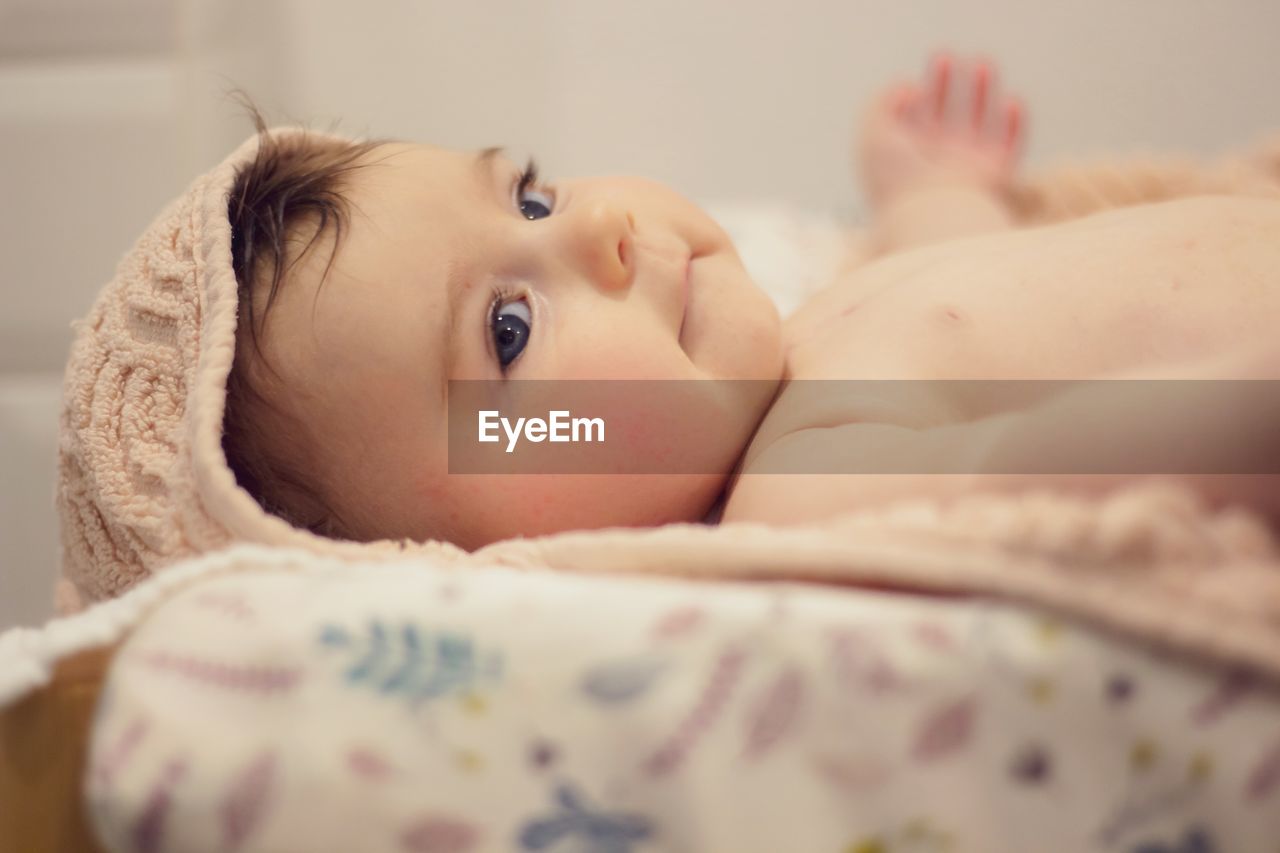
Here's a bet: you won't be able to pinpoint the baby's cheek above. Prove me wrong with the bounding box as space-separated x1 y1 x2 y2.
553 328 690 382
601 404 654 450
408 471 466 538
432 475 586 544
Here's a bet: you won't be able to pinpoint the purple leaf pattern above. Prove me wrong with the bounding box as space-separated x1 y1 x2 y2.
131 757 186 853
347 746 398 781
912 620 955 652
1191 670 1255 727
742 665 805 760
137 649 301 694
650 606 705 641
400 815 481 852
220 751 276 851
191 590 256 622
92 715 149 790
644 646 746 777
827 629 902 694
912 695 977 762
1243 735 1280 802
811 752 892 791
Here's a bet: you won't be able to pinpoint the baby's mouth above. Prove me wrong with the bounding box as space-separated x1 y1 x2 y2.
677 255 693 346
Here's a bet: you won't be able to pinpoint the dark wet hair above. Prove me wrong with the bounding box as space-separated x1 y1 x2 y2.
222 99 387 538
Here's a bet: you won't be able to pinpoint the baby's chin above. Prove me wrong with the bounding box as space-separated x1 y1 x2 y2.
735 257 786 371
689 250 786 384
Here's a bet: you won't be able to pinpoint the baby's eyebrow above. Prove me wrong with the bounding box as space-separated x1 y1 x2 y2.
474 146 505 185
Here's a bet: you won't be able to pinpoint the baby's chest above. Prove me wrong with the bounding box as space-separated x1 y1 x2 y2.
783 202 1278 386
759 198 1280 455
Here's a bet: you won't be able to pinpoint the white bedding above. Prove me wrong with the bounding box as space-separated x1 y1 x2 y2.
80 547 1280 852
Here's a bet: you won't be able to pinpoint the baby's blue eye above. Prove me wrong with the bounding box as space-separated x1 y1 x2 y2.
514 160 553 220
518 187 553 220
491 297 532 369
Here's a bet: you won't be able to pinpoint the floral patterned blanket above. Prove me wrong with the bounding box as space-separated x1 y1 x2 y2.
78 545 1280 852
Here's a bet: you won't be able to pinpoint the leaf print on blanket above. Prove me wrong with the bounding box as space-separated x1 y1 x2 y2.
318 621 503 706
191 590 257 623
742 664 805 760
136 650 301 695
220 751 275 851
826 628 904 694
649 605 705 641
581 656 668 705
1242 734 1280 803
811 752 892 791
92 715 150 791
911 695 977 763
518 782 654 852
1190 669 1255 727
132 757 187 853
400 815 482 852
347 746 399 781
643 645 748 777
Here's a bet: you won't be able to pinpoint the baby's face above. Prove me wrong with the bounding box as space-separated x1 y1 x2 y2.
261 143 783 547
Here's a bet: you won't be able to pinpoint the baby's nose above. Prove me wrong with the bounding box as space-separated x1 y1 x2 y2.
568 200 635 292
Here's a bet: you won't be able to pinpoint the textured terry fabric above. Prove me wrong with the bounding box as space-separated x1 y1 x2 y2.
55 128 464 611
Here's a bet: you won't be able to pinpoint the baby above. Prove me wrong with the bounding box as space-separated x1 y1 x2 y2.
222 54 1280 552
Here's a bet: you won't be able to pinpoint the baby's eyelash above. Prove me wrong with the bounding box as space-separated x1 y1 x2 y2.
514 158 540 200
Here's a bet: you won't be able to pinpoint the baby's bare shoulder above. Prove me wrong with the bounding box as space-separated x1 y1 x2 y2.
726 402 995 526
722 422 981 525
741 378 960 470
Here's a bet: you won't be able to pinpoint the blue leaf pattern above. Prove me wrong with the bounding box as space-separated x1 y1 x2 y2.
317 620 503 705
518 782 654 852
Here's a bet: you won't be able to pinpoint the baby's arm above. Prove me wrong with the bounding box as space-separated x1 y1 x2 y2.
853 54 1025 259
869 185 1015 257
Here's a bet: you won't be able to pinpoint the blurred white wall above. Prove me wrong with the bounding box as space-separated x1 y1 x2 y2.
1 0 1278 628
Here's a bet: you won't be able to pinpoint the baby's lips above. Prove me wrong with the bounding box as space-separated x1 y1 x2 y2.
629 233 692 335
678 254 693 344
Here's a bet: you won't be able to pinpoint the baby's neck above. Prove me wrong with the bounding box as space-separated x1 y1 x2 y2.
704 376 788 525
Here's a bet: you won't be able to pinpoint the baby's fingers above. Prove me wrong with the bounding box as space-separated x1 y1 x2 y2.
890 83 918 122
971 59 993 133
1002 97 1025 159
927 52 952 125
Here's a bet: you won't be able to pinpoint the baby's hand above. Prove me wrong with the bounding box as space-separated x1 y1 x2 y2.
857 52 1026 208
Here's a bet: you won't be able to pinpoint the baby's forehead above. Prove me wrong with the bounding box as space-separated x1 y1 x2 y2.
344 143 494 220
361 142 473 179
